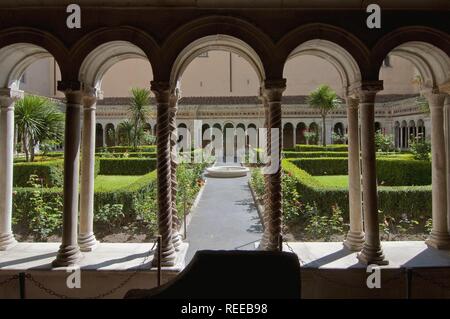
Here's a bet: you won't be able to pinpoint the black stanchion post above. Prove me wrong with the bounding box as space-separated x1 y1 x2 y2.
406 268 412 299
19 272 25 299
157 235 162 287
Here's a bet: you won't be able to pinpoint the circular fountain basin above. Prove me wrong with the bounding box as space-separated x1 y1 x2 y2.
206 166 249 178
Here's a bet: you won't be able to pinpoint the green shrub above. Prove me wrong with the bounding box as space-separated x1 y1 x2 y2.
282 159 431 222
13 160 64 187
13 175 63 241
295 144 348 152
99 146 157 153
94 170 158 220
283 151 348 158
409 136 431 160
98 158 157 175
376 158 431 186
289 158 348 175
289 157 431 186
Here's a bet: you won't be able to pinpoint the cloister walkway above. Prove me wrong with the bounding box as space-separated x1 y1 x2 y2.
185 162 263 263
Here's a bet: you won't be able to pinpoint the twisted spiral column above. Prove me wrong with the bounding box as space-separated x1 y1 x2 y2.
152 81 177 267
357 81 388 265
259 94 270 249
169 92 182 251
261 79 286 251
53 82 83 267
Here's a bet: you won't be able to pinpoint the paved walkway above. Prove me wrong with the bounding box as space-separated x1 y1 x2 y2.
185 163 263 264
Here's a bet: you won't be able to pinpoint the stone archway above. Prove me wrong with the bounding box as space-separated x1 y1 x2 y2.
283 123 294 149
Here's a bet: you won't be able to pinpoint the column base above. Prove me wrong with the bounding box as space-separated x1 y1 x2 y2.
426 231 450 250
78 233 99 252
357 243 388 265
52 244 83 267
343 231 365 251
152 244 177 267
0 232 17 251
172 230 183 252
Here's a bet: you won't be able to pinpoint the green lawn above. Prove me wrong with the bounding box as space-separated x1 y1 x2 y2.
94 175 142 192
313 175 348 187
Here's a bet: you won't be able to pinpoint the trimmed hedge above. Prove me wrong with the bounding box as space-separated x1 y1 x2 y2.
289 158 348 176
13 160 64 187
294 144 348 152
13 170 158 224
283 151 348 159
282 160 349 218
99 146 157 153
98 158 157 175
94 170 157 218
289 157 431 186
377 158 431 186
282 159 431 220
95 152 157 159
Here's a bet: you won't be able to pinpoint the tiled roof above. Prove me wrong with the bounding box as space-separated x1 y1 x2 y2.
96 94 419 106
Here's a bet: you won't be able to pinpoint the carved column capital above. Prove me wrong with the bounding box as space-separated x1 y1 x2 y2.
262 79 286 102
0 88 24 108
151 81 171 103
82 86 98 110
346 96 360 110
424 92 448 109
357 81 383 103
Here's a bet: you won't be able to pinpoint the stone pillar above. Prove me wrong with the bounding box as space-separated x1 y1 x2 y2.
261 79 286 251
53 82 83 267
357 82 388 265
259 94 270 249
169 89 182 251
344 97 364 251
78 89 99 252
151 81 176 266
0 89 22 250
446 97 450 233
425 92 450 249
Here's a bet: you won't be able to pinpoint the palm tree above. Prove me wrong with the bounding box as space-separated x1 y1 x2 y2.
128 88 151 149
307 85 342 146
15 95 64 162
118 120 134 146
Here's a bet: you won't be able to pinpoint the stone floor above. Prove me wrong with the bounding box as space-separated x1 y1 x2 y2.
0 242 187 272
284 241 450 268
185 161 263 263
0 243 188 298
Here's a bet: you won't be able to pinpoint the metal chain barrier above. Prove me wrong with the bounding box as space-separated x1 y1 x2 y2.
410 269 450 292
0 274 19 287
21 238 159 299
280 235 410 291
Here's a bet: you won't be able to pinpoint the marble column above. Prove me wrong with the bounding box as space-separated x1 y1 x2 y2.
357 82 388 265
169 90 182 251
261 79 286 251
78 90 99 252
425 92 450 249
53 83 83 267
0 89 22 250
344 97 364 251
151 81 177 267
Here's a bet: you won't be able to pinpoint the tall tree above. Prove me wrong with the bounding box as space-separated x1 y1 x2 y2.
118 120 134 146
307 85 342 146
15 95 64 162
128 88 151 149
